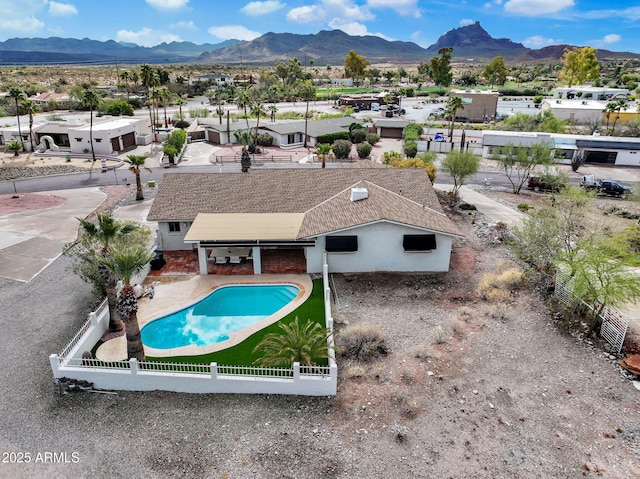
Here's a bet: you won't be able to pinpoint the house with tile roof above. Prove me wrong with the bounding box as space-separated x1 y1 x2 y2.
147 168 463 275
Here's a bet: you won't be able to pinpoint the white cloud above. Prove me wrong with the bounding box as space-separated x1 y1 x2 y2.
504 0 574 16
0 16 45 35
522 35 557 48
48 1 77 16
484 0 502 8
366 0 420 18
240 1 285 16
459 18 474 26
588 33 622 48
145 0 189 11
207 25 261 41
580 7 640 21
328 19 392 40
0 0 45 16
116 28 182 47
287 0 374 24
171 20 197 30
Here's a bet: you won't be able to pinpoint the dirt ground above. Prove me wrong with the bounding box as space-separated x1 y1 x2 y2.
322 197 640 478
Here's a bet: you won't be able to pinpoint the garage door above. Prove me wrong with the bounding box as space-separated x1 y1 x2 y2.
121 132 135 149
110 137 119 152
208 131 221 144
586 150 617 164
380 127 402 139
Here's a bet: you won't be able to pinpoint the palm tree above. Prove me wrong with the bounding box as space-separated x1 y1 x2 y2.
6 140 22 156
446 96 464 140
610 98 627 136
98 244 154 361
250 100 267 143
158 86 171 127
268 104 278 122
234 129 252 172
140 64 157 133
252 317 330 367
81 89 101 164
174 96 187 121
8 87 26 151
315 143 332 168
236 88 254 129
298 80 316 147
604 101 616 133
124 155 150 200
119 70 131 100
77 212 137 332
20 99 40 153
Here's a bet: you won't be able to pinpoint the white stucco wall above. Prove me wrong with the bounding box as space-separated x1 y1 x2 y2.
157 222 190 250
305 222 454 274
613 150 640 167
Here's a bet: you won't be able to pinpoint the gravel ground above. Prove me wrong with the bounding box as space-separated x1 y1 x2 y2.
1 188 639 478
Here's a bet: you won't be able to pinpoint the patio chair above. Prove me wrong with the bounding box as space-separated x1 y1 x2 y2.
229 256 241 264
214 256 228 264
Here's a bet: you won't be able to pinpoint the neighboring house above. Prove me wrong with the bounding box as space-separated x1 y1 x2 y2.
540 99 605 124
552 86 629 101
193 73 234 85
449 89 499 122
203 117 355 148
67 117 151 155
372 118 409 139
482 130 640 166
31 92 71 107
147 169 463 275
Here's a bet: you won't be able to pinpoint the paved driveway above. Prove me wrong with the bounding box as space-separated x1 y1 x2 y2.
0 188 106 282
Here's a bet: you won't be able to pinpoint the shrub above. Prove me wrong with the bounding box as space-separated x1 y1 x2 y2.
517 203 530 212
332 139 353 159
173 119 190 129
458 203 477 210
405 122 424 137
350 127 368 144
337 324 389 361
356 142 372 158
102 100 134 116
476 267 524 302
256 133 273 146
316 131 349 144
404 141 418 158
392 425 409 442
420 150 437 164
167 129 187 151
365 133 380 145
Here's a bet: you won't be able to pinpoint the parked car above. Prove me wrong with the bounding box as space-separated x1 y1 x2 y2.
580 176 633 198
527 176 565 192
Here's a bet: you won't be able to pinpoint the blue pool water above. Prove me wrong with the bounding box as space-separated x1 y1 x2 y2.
141 284 300 349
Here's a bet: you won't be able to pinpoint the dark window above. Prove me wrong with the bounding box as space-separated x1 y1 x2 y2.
168 222 181 232
326 235 358 252
95 138 102 142
75 138 83 142
403 234 436 251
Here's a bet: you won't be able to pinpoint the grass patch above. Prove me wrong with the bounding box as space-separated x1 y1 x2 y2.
146 278 326 366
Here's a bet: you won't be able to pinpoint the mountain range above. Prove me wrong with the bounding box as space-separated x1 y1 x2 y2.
1 22 638 66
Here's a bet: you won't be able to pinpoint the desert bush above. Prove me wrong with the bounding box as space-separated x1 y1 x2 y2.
256 133 273 146
476 267 524 302
173 119 190 129
338 324 389 361
487 303 510 320
404 140 418 158
365 133 380 145
316 131 349 144
356 142 372 158
332 139 353 159
349 127 368 144
412 344 431 360
346 364 367 379
517 203 530 212
391 425 409 442
432 324 447 345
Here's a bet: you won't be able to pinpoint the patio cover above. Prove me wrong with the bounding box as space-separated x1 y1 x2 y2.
184 213 305 242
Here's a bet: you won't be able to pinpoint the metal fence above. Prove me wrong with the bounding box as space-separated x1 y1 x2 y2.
554 271 629 353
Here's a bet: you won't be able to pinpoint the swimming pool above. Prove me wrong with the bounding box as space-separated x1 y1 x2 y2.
141 284 300 349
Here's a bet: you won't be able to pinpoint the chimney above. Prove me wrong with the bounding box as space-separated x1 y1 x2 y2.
350 187 368 202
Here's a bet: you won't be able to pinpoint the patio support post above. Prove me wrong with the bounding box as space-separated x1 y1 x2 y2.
197 246 208 275
252 246 261 274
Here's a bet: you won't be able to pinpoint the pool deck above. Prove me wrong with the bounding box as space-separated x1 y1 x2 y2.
96 274 313 361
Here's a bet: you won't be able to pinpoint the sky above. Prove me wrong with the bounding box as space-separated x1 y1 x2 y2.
0 0 639 53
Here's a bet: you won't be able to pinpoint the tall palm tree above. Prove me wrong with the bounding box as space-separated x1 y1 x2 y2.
124 155 150 200
610 98 627 136
158 86 171 127
236 88 254 129
298 80 316 147
81 89 101 164
140 64 156 133
268 104 278 122
8 87 26 151
21 99 39 152
252 317 330 367
77 212 137 332
174 96 187 121
604 101 616 133
98 244 154 361
250 100 267 143
446 96 464 140
119 70 131 100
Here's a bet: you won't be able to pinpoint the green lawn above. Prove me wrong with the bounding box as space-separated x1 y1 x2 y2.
146 278 327 366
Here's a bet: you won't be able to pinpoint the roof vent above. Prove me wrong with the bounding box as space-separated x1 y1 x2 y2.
350 187 368 202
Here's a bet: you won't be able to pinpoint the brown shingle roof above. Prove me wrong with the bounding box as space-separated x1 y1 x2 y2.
147 168 461 237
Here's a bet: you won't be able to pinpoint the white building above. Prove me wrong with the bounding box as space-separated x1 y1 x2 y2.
552 86 629 101
540 99 605 124
67 117 151 155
